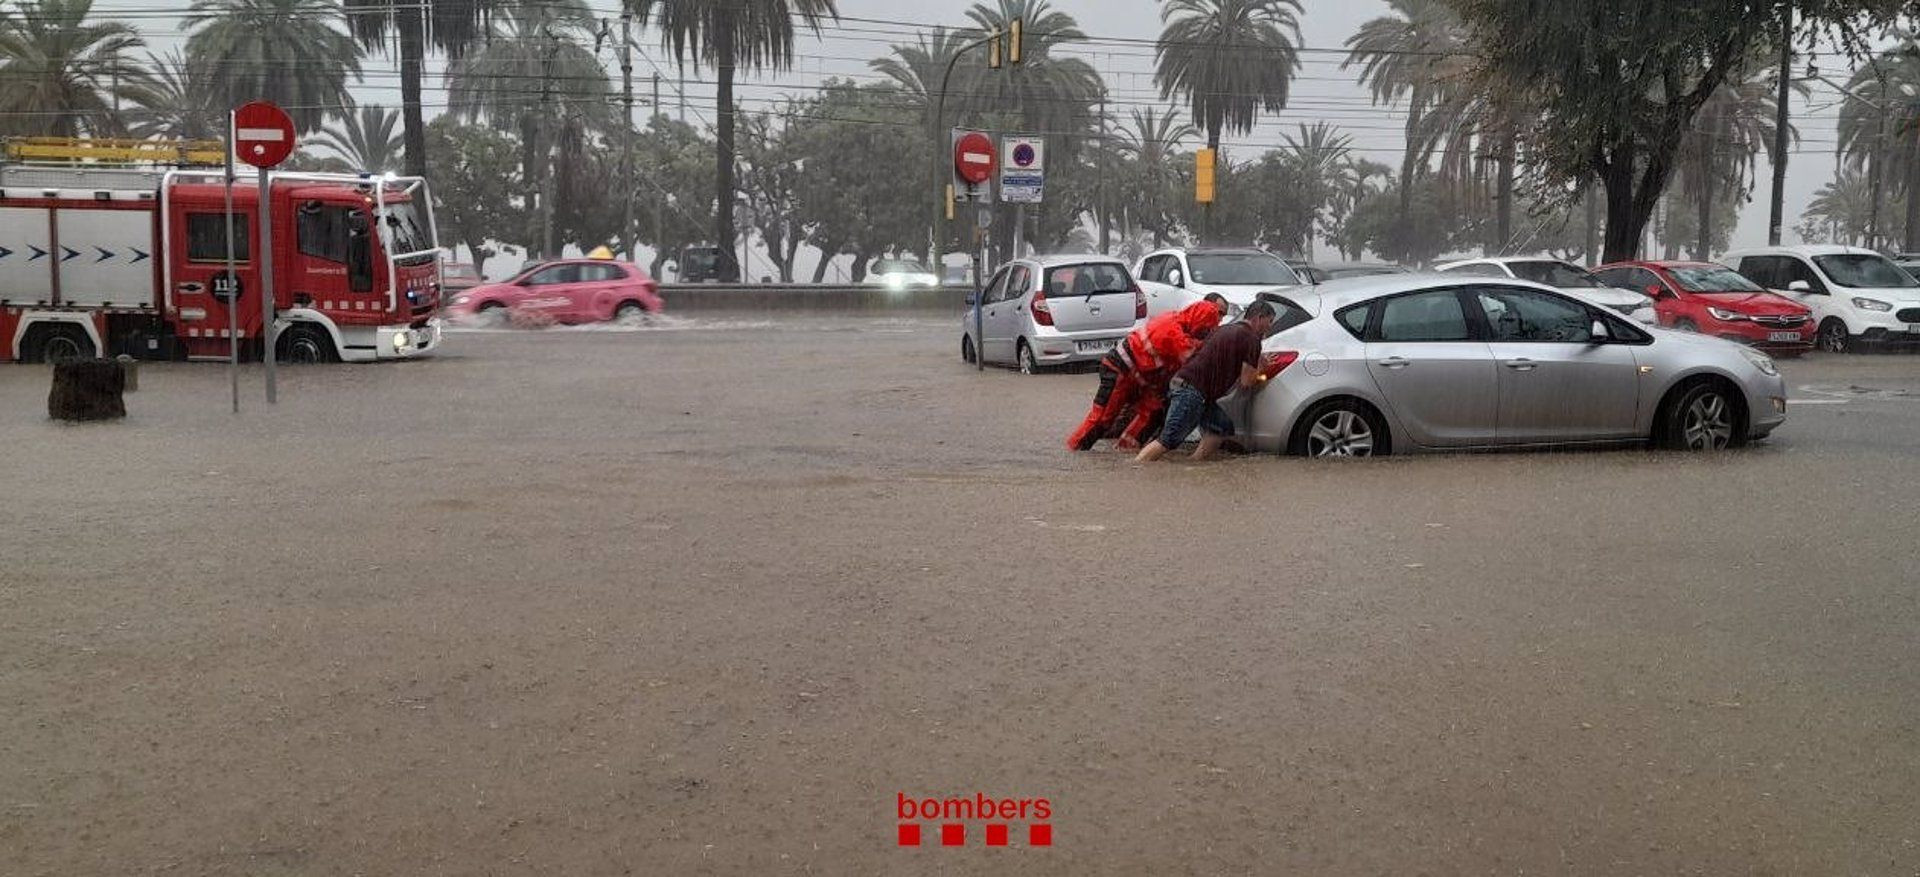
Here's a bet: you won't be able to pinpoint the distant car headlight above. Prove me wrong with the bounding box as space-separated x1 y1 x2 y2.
1740 347 1778 376
884 275 907 291
1707 307 1748 321
453 294 471 306
392 330 411 350
1853 297 1893 312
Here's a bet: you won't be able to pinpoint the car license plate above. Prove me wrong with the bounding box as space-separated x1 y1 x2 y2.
1077 339 1117 353
1768 331 1800 342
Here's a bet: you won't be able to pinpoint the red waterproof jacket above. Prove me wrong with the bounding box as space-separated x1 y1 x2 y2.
1121 300 1223 375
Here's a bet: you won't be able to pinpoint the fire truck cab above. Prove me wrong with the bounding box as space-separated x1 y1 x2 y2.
1 138 445 363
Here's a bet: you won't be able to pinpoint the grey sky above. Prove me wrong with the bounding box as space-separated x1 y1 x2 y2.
124 0 1858 262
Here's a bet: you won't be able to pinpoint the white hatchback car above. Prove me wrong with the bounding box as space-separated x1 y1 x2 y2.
1723 245 1920 353
1436 256 1657 324
961 255 1146 374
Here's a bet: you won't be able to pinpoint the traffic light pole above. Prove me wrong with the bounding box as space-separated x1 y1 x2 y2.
930 26 1019 286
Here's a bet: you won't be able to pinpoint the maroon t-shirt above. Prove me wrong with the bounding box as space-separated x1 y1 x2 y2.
1174 322 1261 401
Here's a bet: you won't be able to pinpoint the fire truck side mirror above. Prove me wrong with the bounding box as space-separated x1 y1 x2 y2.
347 212 374 294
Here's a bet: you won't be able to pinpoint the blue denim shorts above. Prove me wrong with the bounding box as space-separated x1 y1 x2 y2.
1159 381 1234 447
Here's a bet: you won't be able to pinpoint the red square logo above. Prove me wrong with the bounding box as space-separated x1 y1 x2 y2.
985 824 1009 846
897 824 920 847
941 823 965 846
1029 823 1052 847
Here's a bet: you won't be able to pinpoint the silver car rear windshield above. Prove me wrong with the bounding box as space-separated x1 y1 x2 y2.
1045 263 1133 295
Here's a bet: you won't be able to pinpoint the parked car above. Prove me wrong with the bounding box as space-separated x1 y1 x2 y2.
445 259 663 325
1435 256 1657 324
1592 260 1814 356
1724 245 1920 352
961 255 1145 374
441 262 484 294
866 258 940 289
1318 262 1413 281
1215 275 1787 456
1135 247 1303 318
679 245 724 283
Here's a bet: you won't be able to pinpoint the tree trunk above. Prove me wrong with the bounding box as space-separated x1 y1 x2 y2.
713 13 740 283
1584 182 1599 263
1697 109 1717 261
810 243 837 283
850 249 877 283
1495 129 1515 256
1905 140 1920 253
398 6 428 178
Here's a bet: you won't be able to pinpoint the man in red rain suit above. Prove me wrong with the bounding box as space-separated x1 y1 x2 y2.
1066 294 1226 451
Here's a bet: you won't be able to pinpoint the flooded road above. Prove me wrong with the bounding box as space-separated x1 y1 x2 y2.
4 316 1920 874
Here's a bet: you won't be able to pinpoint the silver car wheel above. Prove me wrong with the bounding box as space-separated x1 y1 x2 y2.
1017 343 1037 375
1306 410 1375 457
1682 392 1733 450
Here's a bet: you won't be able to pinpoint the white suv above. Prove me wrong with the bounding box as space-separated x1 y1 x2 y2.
1434 256 1657 324
1135 247 1303 319
1723 245 1920 353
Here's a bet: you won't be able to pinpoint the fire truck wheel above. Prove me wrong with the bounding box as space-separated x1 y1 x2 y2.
26 325 95 364
279 323 338 364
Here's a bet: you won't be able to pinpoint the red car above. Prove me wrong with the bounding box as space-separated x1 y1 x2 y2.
445 258 663 325
1593 260 1815 356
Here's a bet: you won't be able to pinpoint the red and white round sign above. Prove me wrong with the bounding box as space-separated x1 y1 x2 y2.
954 131 995 185
233 101 296 169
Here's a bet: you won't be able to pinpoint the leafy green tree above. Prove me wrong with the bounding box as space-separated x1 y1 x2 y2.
787 81 927 282
313 104 403 173
423 117 523 274
1445 0 1899 261
1274 123 1355 257
183 0 360 134
736 108 805 282
624 115 717 278
344 0 495 177
872 26 976 258
126 50 222 141
630 0 840 283
1113 107 1196 247
0 0 151 137
1799 165 1881 245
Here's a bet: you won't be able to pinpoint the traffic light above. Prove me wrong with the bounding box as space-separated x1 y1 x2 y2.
989 30 1002 68
1010 18 1023 65
1195 148 1216 204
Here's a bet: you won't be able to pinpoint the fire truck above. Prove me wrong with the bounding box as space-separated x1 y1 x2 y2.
0 137 444 363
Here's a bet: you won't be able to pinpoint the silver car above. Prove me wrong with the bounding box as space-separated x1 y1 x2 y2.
961 255 1145 374
1219 275 1788 456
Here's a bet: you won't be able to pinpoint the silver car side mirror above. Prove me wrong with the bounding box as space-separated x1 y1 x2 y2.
1787 280 1812 293
1589 320 1610 343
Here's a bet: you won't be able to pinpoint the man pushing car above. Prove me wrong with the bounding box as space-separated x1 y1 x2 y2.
1135 300 1277 464
1065 293 1227 452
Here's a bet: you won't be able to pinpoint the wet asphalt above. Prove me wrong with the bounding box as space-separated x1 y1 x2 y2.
3 314 1919 875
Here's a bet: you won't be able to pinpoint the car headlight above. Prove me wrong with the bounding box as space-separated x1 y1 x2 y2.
1853 297 1893 312
453 294 470 306
1707 307 1748 321
392 331 411 350
1740 347 1778 376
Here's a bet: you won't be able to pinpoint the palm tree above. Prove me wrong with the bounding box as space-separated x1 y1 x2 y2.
183 0 360 135
0 0 151 137
1277 122 1354 257
126 50 222 141
344 0 496 177
1343 0 1470 216
630 0 840 283
1676 64 1792 259
1800 165 1877 245
1113 107 1197 247
446 1 609 257
1837 47 1920 252
312 104 403 172
1154 0 1301 152
1154 0 1301 241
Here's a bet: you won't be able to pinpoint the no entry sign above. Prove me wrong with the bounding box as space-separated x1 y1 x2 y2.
233 101 295 169
954 131 995 185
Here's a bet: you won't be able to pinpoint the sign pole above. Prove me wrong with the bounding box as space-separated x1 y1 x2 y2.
259 165 276 404
225 111 240 414
974 204 986 372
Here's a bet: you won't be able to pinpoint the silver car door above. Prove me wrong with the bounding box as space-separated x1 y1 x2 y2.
1473 287 1642 442
987 265 1028 363
1361 289 1499 448
976 267 1011 363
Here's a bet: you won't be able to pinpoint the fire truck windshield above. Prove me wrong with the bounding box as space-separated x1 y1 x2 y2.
382 201 433 256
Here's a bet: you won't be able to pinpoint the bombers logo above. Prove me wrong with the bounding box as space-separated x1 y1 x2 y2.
895 792 1052 848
